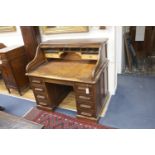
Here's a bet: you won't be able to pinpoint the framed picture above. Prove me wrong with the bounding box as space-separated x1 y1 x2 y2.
41 26 89 34
100 26 106 29
0 26 16 33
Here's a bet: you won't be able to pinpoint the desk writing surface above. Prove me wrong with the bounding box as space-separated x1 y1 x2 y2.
27 60 96 82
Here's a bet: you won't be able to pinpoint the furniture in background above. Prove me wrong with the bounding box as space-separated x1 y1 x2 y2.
130 26 155 58
0 43 6 74
20 26 41 61
0 111 43 129
0 43 6 49
26 39 109 121
0 46 29 95
0 43 6 111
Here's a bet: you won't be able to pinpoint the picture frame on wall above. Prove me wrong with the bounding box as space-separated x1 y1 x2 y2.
100 26 106 29
0 26 16 32
41 26 89 34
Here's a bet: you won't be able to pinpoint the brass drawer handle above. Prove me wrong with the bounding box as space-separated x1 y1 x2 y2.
32 79 41 84
38 102 47 106
79 96 91 100
78 87 86 90
80 104 91 109
81 112 92 117
37 95 46 99
34 88 44 92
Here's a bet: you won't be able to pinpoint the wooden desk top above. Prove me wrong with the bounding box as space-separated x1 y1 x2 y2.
27 60 96 83
0 111 43 129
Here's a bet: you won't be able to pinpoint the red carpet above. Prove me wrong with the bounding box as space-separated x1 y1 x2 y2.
24 108 111 129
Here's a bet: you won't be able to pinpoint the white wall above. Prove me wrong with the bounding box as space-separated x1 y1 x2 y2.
0 26 23 46
41 26 117 95
115 26 130 74
115 26 123 74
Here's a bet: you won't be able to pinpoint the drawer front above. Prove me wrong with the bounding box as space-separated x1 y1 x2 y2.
32 85 45 94
35 93 48 102
34 92 50 107
77 101 95 110
77 108 96 118
36 94 47 100
75 83 94 96
37 101 49 106
30 77 43 85
76 94 94 103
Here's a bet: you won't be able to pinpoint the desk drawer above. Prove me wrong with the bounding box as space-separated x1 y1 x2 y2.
77 108 96 118
30 77 43 85
36 94 47 100
77 101 94 109
36 93 48 102
75 83 94 96
32 85 45 93
37 101 48 106
76 94 94 103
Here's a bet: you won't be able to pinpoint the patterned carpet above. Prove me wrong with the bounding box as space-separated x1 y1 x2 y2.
24 108 111 129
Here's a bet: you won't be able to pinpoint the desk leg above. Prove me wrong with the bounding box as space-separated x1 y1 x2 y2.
0 106 5 111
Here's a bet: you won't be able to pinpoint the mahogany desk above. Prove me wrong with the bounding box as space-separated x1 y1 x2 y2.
26 39 109 121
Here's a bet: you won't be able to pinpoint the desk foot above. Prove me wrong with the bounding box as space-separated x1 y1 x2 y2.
0 106 5 111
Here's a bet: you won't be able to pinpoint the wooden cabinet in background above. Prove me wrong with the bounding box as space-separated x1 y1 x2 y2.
20 26 41 61
0 43 6 49
0 46 29 95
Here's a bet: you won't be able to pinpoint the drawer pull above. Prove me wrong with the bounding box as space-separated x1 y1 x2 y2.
78 87 86 90
77 87 90 94
32 80 41 84
79 96 91 100
34 88 44 92
81 112 92 117
38 102 47 106
80 104 91 109
37 95 46 99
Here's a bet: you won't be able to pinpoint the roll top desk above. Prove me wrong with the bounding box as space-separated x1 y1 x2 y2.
26 39 109 121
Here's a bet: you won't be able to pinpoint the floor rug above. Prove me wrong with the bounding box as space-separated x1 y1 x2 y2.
24 108 111 129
